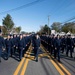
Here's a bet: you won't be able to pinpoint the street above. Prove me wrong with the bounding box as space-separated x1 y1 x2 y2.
0 45 75 75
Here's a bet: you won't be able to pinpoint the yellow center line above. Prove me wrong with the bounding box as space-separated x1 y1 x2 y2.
13 44 31 75
20 45 32 75
20 58 29 75
51 55 71 75
50 59 65 75
13 58 25 75
58 62 71 75
41 46 65 75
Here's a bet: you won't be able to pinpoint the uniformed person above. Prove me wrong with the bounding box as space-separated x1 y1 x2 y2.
55 35 61 62
10 35 14 57
13 34 18 57
0 30 5 62
48 35 51 53
73 35 75 51
5 35 11 59
61 36 66 53
66 35 74 58
32 34 36 54
73 35 75 47
18 34 25 61
50 34 55 55
33 34 41 62
23 34 27 56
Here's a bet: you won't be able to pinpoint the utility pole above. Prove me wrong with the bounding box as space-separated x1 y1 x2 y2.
48 15 50 35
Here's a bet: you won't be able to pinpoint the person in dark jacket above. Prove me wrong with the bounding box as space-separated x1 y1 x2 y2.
32 34 36 54
10 35 14 57
73 35 75 51
0 31 5 62
73 35 75 47
50 34 55 55
55 35 61 62
61 36 66 53
66 35 74 58
18 34 25 61
33 34 41 62
5 35 11 59
13 34 18 56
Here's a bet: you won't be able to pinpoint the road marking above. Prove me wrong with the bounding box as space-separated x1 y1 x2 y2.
20 59 29 75
41 45 72 75
20 45 32 75
50 58 65 75
50 55 71 75
57 61 71 75
13 45 31 75
13 58 25 75
41 46 65 75
49 52 71 75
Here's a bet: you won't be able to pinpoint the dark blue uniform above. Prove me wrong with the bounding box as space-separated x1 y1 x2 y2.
50 36 55 55
18 37 25 60
13 37 18 55
55 37 61 62
33 37 41 62
32 35 36 54
0 36 5 62
66 36 74 58
73 37 75 48
61 36 66 53
5 38 11 59
10 37 14 56
48 36 51 53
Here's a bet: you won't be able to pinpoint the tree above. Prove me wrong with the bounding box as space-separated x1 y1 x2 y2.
15 26 21 34
2 14 14 34
51 22 62 32
39 24 51 35
61 22 75 33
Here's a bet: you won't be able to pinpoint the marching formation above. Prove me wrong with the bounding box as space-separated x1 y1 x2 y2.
0 32 31 62
41 34 75 62
0 31 75 63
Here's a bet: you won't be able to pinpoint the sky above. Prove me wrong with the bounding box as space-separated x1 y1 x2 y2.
0 0 75 32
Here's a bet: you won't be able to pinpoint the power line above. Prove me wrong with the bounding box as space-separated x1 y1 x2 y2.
0 0 45 15
61 16 75 24
72 21 75 23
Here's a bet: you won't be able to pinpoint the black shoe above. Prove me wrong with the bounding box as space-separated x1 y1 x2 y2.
36 59 38 62
54 57 56 59
10 55 12 57
70 56 73 58
66 54 68 57
6 57 8 60
4 56 8 60
19 58 21 61
0 60 1 63
58 59 60 62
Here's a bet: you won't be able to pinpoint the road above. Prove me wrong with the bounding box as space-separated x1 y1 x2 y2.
0 45 75 75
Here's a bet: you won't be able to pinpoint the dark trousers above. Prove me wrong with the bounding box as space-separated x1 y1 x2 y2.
19 47 23 60
11 47 14 56
54 50 57 58
7 47 11 58
61 45 65 53
57 47 60 61
51 46 54 55
34 47 39 60
66 46 72 57
0 48 2 61
54 46 60 61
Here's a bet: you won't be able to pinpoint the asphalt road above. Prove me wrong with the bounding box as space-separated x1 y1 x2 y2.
0 45 75 75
